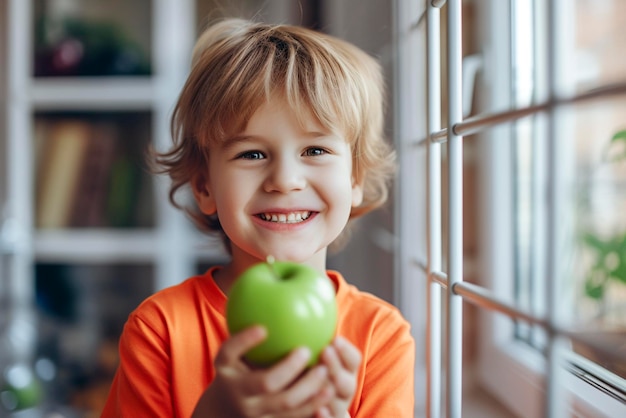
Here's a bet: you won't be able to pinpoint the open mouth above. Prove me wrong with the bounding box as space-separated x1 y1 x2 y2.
257 211 313 224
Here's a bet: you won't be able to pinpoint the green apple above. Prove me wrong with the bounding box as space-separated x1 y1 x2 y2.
226 259 337 367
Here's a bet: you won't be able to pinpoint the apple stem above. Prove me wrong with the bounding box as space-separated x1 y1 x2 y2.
266 255 281 280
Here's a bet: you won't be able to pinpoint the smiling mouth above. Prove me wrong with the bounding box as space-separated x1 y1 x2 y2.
257 211 313 224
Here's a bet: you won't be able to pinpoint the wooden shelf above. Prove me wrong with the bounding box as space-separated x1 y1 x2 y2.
29 77 155 110
34 229 160 262
34 229 228 264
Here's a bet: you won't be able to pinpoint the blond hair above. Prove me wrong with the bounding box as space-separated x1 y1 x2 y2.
155 18 396 249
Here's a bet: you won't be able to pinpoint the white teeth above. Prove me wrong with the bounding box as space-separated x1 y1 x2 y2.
260 211 311 223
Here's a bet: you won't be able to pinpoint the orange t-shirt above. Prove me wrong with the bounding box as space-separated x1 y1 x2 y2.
101 268 415 417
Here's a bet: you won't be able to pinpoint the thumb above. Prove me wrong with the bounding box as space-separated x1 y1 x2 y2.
217 325 267 364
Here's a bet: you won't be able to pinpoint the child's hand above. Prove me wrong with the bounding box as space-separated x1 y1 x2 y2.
193 326 335 418
315 337 362 418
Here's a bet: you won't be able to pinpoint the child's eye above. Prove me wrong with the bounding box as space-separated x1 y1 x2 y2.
236 150 265 160
303 147 328 157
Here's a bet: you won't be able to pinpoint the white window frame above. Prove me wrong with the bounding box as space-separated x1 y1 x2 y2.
393 1 626 417
477 1 626 417
392 0 429 415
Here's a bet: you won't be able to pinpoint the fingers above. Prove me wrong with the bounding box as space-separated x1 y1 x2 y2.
210 332 336 418
321 337 361 399
273 364 332 410
258 347 312 393
216 325 267 365
315 406 332 418
283 365 332 406
250 361 334 417
334 337 362 372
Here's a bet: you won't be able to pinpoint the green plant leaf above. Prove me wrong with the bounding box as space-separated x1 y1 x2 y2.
585 276 605 300
606 129 626 162
614 250 626 284
582 232 609 252
611 129 626 142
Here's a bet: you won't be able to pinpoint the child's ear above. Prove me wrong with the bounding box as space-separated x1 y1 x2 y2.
351 176 364 207
192 175 217 215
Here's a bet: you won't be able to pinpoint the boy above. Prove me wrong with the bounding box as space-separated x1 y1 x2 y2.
102 18 415 417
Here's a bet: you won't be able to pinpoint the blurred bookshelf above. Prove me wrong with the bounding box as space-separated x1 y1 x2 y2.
1 0 231 416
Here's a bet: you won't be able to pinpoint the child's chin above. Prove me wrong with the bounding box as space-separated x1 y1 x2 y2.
258 249 314 264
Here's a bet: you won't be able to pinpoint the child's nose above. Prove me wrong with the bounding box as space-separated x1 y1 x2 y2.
263 156 306 193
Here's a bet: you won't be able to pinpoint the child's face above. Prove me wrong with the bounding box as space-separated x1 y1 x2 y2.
194 97 363 266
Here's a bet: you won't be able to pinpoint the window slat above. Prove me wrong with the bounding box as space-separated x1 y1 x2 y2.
414 81 626 146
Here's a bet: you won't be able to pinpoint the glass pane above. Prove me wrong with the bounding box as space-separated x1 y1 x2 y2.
569 97 626 377
512 0 626 378
566 0 626 366
569 0 626 93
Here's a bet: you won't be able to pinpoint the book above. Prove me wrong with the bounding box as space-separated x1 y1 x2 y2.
36 120 92 229
105 153 140 228
69 122 118 227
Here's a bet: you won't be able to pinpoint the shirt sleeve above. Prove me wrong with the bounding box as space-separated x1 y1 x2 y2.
101 311 175 417
355 310 416 418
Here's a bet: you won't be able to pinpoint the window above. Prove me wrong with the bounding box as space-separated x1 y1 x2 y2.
478 0 626 416
394 0 626 417
500 0 626 415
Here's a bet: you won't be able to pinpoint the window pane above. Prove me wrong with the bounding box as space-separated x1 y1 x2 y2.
512 0 626 379
569 0 626 93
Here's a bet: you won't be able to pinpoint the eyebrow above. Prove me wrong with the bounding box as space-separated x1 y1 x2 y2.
219 135 255 152
221 131 338 150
